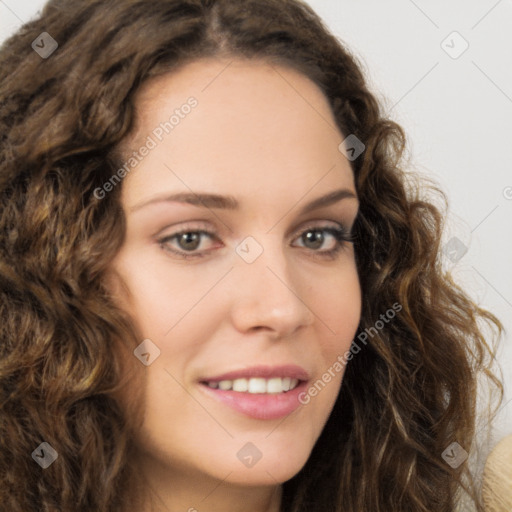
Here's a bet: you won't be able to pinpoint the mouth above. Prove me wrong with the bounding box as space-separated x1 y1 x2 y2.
198 365 310 420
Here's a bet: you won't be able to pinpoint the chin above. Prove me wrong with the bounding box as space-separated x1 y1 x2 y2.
200 445 311 486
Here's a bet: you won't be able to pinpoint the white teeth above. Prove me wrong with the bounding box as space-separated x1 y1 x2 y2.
266 377 282 394
248 378 266 393
218 380 232 390
205 377 301 394
232 378 248 392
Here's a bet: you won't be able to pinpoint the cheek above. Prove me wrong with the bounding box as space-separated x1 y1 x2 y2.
111 250 224 338
111 258 232 384
314 264 362 358
296 264 361 410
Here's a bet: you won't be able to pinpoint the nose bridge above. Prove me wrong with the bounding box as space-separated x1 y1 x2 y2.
229 234 314 335
237 233 294 290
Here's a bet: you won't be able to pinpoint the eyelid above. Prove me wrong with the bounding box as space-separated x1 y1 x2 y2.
154 220 217 238
156 218 352 241
290 218 353 239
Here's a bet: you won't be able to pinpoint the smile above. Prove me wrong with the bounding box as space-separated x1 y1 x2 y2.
204 377 300 394
198 365 310 420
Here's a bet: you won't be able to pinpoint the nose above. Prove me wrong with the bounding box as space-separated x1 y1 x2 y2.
228 242 315 339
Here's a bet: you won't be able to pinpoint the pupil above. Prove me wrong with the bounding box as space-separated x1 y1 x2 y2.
179 232 200 251
304 231 323 249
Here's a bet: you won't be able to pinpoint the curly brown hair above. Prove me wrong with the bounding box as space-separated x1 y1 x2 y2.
0 0 503 511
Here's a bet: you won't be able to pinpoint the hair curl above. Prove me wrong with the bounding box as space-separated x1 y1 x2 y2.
0 0 503 511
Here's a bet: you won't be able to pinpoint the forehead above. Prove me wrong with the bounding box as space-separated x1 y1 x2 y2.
117 58 355 207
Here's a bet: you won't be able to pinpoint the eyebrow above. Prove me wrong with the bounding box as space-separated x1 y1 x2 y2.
130 188 357 214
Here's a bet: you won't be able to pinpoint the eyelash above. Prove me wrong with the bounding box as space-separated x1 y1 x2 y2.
157 223 355 261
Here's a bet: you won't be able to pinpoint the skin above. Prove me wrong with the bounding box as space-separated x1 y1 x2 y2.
108 58 362 512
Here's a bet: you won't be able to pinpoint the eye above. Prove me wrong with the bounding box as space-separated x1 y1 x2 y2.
292 226 354 257
158 229 219 258
174 232 205 251
157 224 354 260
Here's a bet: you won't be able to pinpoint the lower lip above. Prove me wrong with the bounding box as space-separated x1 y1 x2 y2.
198 381 308 420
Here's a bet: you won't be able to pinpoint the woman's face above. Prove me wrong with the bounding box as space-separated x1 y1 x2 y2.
109 58 361 490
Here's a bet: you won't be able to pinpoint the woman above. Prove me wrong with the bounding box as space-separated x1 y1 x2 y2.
0 0 503 510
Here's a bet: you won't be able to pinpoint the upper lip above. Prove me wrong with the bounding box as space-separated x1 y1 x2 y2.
200 365 310 383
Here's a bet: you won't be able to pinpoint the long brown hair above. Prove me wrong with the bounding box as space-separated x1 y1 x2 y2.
0 0 503 510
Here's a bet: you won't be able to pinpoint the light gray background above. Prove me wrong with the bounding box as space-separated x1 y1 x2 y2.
1 0 511 441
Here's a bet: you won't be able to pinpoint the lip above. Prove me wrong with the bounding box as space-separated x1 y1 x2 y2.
198 365 310 420
200 364 310 382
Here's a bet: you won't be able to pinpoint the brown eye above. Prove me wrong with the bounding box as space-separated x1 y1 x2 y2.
176 232 202 251
159 230 218 258
292 225 354 259
301 230 325 250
